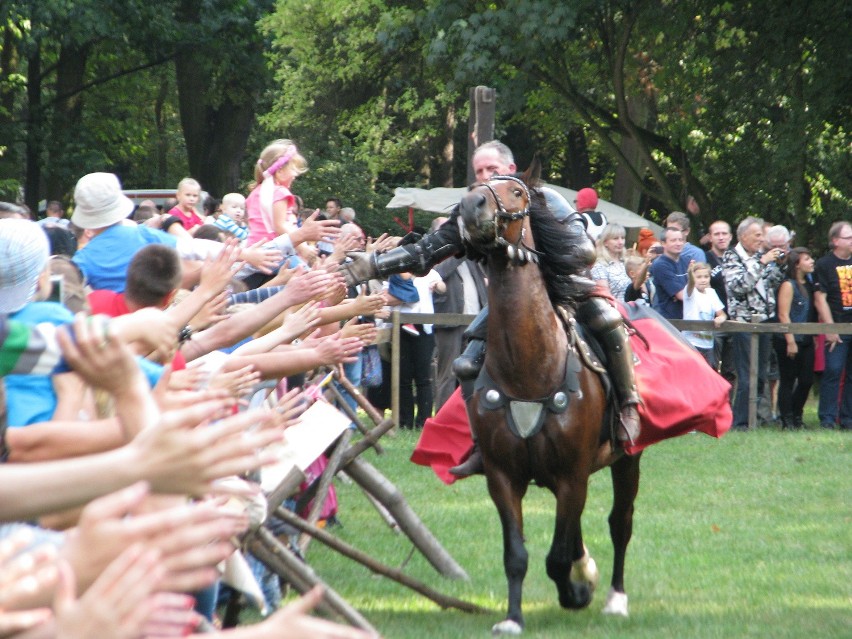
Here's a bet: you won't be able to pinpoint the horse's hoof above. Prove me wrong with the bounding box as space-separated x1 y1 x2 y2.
602 587 629 617
492 619 523 635
569 548 599 594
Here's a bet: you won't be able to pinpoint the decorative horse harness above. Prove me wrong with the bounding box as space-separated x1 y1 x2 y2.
461 175 544 265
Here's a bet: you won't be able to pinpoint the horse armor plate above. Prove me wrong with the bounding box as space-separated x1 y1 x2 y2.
509 400 545 439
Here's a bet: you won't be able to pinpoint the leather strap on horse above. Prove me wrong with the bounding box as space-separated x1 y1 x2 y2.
474 352 581 440
556 306 607 375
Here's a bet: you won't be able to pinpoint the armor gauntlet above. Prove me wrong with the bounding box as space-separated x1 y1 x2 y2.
340 230 462 287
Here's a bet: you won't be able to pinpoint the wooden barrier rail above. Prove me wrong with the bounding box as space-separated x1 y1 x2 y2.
377 311 852 430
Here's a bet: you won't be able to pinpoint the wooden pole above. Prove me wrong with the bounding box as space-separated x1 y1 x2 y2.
265 467 306 512
275 507 491 614
335 371 388 429
748 332 759 429
248 528 379 635
344 456 469 580
391 309 401 427
325 381 383 454
466 86 496 185
299 429 353 553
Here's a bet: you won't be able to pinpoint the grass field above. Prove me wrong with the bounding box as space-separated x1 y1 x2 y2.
297 418 850 638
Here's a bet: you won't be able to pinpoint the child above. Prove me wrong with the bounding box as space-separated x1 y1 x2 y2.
682 261 726 367
167 177 205 232
623 253 655 304
246 139 306 246
213 192 249 242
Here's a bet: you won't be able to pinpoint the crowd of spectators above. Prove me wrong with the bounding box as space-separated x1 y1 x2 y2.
0 152 401 637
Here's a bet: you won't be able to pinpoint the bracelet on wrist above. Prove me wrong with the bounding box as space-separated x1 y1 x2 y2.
178 325 194 344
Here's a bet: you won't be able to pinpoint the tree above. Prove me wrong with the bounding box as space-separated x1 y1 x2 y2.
410 0 850 238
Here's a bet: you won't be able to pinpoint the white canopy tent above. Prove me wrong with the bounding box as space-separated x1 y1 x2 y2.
386 184 664 236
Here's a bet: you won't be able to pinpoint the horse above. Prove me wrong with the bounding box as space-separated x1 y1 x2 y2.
456 171 642 635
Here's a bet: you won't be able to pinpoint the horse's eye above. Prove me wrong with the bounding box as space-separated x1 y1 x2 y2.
513 188 522 197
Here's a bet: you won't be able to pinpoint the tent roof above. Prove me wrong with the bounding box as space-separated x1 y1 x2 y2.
386 184 663 234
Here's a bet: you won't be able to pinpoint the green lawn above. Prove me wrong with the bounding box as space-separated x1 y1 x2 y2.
297 421 850 638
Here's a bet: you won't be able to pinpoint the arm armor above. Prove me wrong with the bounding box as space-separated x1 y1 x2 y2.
562 212 597 268
373 216 465 278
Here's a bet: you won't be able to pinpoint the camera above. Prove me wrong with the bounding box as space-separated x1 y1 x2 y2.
48 274 64 304
776 251 786 261
650 245 664 255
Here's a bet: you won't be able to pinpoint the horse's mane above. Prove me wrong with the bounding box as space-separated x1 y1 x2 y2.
527 188 594 307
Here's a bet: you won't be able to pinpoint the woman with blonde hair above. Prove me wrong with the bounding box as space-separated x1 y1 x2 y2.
591 222 631 300
245 139 308 246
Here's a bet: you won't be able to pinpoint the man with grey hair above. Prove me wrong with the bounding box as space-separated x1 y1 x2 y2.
722 216 785 429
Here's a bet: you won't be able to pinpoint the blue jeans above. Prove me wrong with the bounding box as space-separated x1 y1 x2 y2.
818 333 852 426
334 354 363 427
731 331 771 428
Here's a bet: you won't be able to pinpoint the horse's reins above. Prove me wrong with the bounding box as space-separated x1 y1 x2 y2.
477 176 543 265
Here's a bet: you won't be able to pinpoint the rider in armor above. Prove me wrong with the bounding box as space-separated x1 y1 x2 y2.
342 142 641 476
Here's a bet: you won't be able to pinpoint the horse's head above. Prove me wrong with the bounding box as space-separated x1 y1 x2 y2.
458 175 532 255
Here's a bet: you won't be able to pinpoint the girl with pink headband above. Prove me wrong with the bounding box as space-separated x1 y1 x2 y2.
245 139 307 246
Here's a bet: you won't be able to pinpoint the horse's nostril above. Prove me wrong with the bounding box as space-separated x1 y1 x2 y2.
460 192 487 218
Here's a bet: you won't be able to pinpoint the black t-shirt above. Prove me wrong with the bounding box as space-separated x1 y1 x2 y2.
813 252 852 323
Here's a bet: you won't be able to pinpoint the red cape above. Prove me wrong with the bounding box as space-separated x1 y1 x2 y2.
411 303 732 484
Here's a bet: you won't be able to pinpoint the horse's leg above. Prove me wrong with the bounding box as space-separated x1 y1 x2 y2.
603 451 642 616
485 470 528 635
546 475 596 610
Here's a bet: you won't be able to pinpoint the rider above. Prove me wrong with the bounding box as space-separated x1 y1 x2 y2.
342 141 641 476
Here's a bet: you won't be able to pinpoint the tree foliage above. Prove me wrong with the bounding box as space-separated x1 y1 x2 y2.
0 0 847 242
405 0 850 240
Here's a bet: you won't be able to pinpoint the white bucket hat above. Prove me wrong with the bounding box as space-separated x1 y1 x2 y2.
0 219 50 314
71 172 134 229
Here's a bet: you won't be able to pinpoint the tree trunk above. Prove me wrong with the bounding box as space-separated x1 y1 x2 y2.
611 95 651 213
154 70 170 185
24 45 42 212
174 50 256 196
46 43 89 201
564 125 592 189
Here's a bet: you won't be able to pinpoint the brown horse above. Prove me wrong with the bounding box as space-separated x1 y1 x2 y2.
457 173 642 635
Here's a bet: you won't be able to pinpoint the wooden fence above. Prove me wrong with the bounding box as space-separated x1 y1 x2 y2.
376 311 852 430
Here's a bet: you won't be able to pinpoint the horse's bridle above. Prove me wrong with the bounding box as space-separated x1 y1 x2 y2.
474 175 531 221
471 175 541 264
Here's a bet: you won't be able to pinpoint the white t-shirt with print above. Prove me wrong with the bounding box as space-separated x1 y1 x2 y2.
682 286 724 350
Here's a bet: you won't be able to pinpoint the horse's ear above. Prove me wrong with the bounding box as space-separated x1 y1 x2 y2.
520 154 542 187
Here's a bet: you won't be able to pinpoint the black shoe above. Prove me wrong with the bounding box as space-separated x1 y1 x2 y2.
452 339 486 382
820 422 836 430
449 446 484 478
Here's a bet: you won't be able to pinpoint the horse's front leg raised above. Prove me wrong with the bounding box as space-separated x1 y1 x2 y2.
546 476 597 610
485 471 528 636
